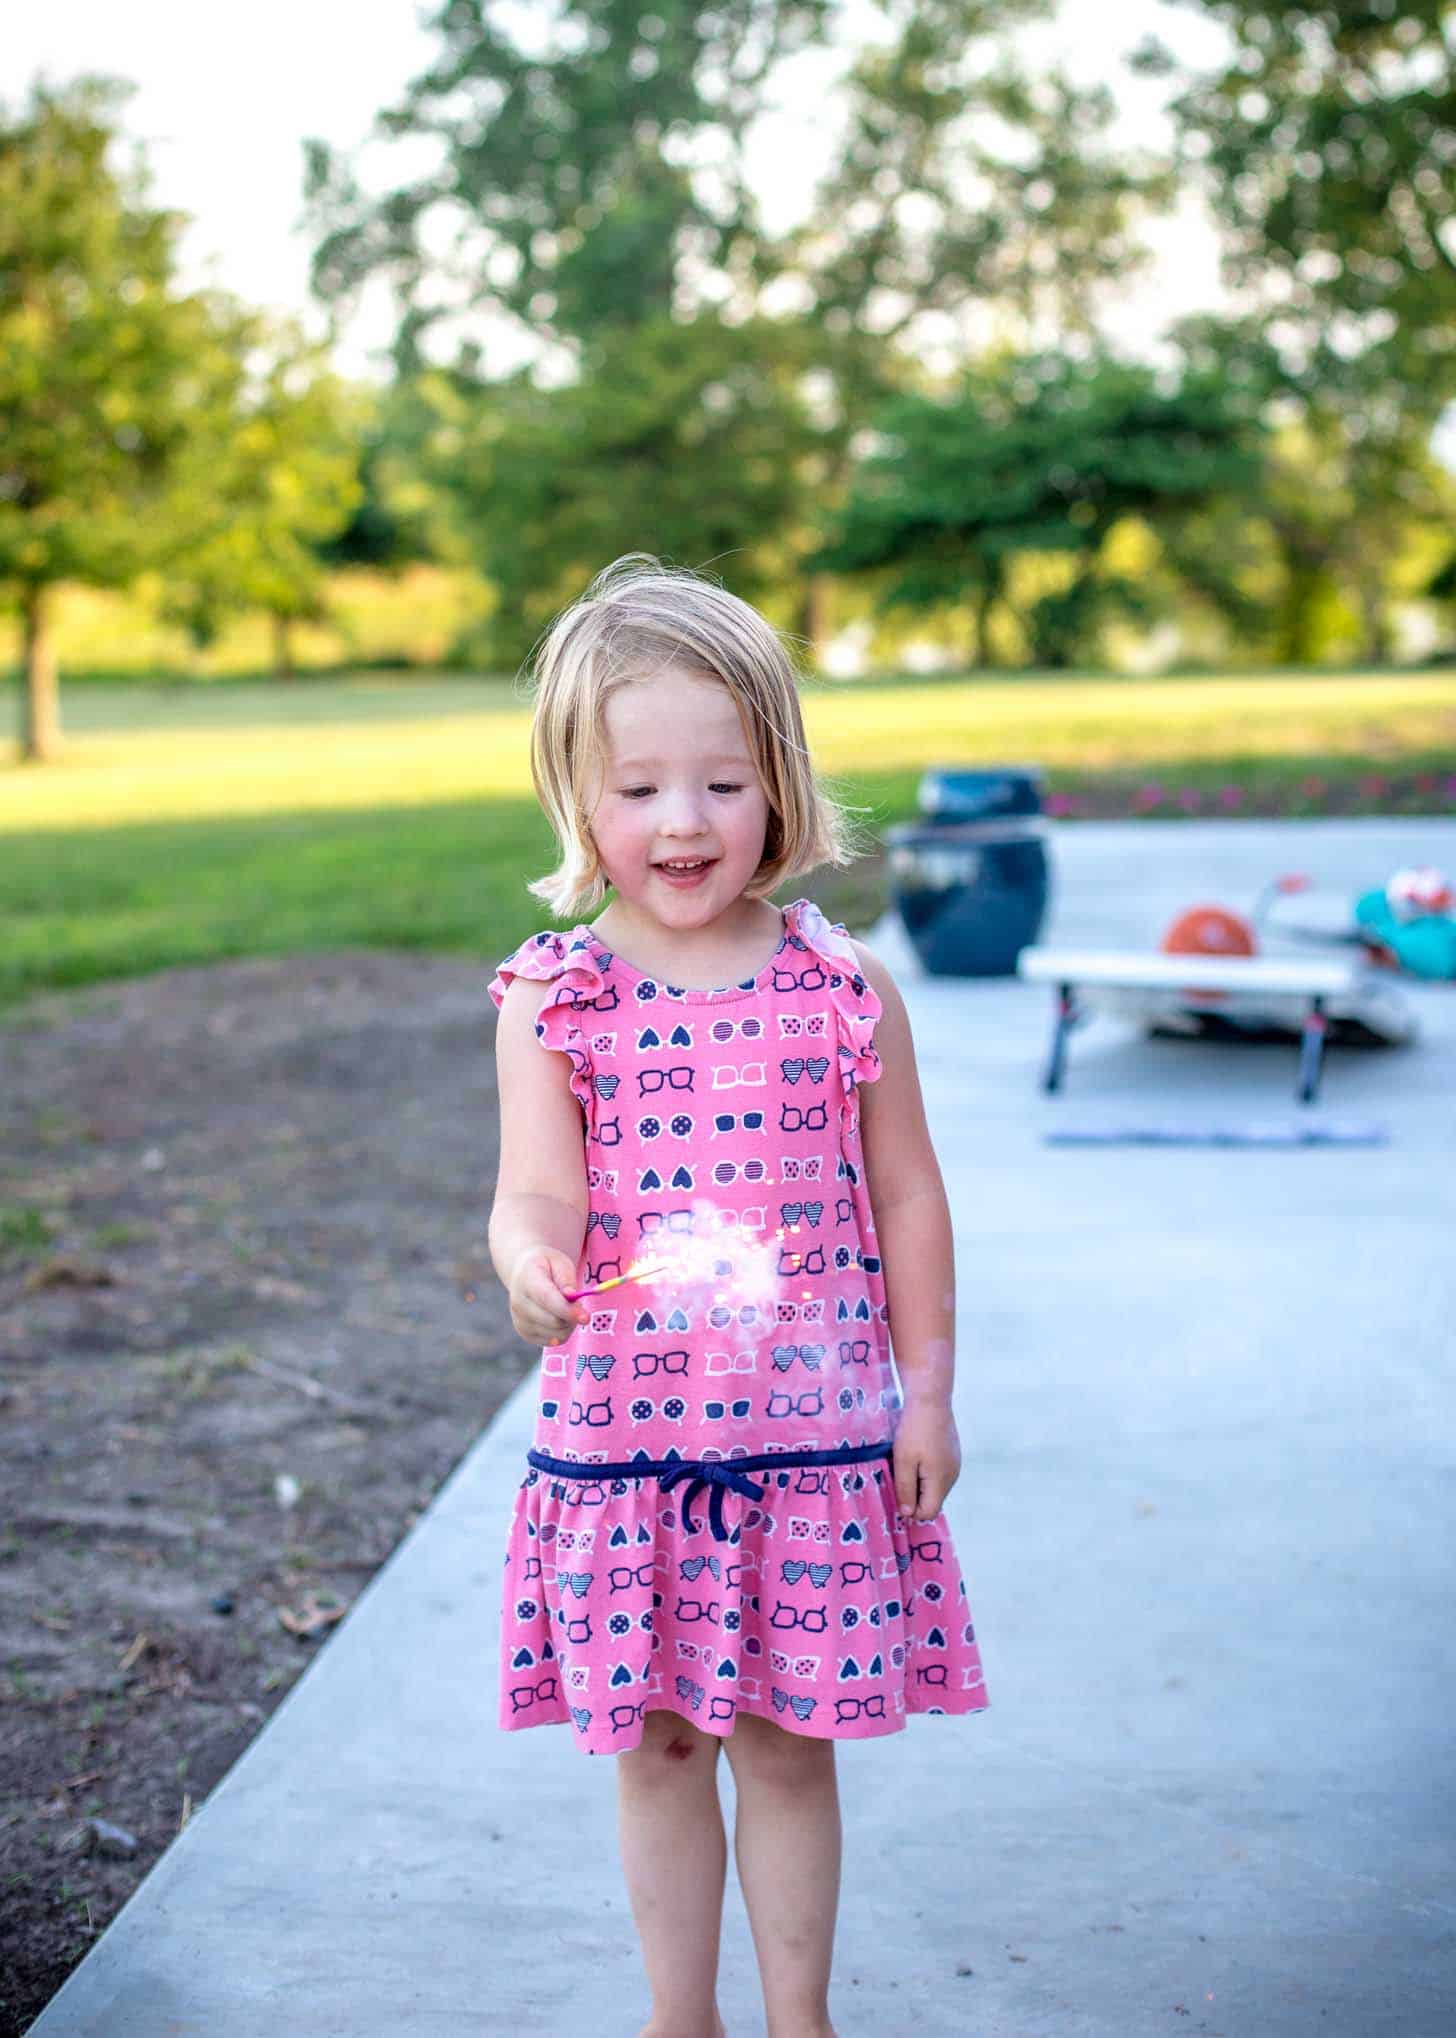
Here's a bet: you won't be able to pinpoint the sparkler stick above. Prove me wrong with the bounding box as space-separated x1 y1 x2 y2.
562 1257 673 1305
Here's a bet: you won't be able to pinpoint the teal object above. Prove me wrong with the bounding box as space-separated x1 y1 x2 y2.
1353 889 1456 980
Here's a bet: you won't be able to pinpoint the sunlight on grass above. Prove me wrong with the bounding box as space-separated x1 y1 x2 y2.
4 670 1453 833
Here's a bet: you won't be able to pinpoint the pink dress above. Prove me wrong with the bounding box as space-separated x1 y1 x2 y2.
487 894 990 1755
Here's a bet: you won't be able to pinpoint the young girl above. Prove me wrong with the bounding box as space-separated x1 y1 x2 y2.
487 555 989 2038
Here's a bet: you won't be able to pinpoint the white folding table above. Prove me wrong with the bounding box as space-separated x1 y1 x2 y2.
1016 947 1373 1104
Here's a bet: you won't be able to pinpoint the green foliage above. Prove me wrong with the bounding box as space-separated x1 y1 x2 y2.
413 314 828 666
0 75 363 717
0 76 247 595
304 0 833 359
793 0 1175 366
1134 1 1456 410
810 348 1269 665
154 324 362 653
316 381 453 573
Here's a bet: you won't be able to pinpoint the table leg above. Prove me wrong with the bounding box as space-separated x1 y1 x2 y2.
1043 982 1077 1094
1297 996 1328 1104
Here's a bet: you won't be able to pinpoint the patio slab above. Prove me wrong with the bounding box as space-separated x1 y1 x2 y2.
31 817 1456 2038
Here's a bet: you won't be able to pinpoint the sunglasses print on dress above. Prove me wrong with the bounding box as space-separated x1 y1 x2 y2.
609 1700 648 1731
638 1209 698 1235
782 1102 829 1133
631 1348 690 1377
770 1344 826 1372
635 1023 693 1050
508 1676 560 1713
768 1602 830 1632
706 1301 766 1329
637 1066 694 1097
703 1397 751 1420
782 1056 831 1086
765 1387 825 1419
711 1110 766 1135
627 1395 688 1422
637 1112 695 1140
710 1063 768 1090
833 1695 888 1722
709 1158 769 1185
704 1350 757 1374
607 1560 655 1590
767 964 832 994
707 1016 766 1042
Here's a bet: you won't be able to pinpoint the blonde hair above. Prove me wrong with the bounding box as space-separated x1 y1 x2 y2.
521 554 872 920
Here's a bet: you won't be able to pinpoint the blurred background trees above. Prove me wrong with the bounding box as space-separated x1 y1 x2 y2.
4 1 1455 758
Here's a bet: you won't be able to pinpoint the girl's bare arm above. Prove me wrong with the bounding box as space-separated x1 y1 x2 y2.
488 976 591 1343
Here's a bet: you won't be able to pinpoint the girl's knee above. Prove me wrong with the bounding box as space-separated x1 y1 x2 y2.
618 1708 723 1781
724 1711 835 1787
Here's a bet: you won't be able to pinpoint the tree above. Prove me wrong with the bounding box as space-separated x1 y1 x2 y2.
0 77 254 757
1131 3 1456 661
1134 1 1456 410
303 3 1180 657
157 321 362 676
315 378 453 574
809 348 1268 667
303 0 833 365
1171 309 1454 664
412 313 825 667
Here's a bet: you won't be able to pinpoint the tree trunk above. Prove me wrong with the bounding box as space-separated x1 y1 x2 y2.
1356 568 1391 667
21 583 61 762
972 582 997 669
795 574 830 667
1272 552 1326 667
272 612 295 679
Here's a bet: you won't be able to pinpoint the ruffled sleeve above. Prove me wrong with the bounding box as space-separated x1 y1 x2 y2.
487 926 607 1132
786 897 884 1117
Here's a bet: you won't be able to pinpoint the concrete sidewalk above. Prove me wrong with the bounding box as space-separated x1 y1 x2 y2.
32 819 1456 2037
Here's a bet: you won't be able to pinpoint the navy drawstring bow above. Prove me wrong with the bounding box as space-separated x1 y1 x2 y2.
657 1458 767 1543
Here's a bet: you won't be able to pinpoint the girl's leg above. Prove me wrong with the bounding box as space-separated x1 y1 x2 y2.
722 1713 841 2038
616 1708 730 2038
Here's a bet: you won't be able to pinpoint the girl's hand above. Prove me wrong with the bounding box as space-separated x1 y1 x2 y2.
891 1396 962 1524
508 1247 589 1348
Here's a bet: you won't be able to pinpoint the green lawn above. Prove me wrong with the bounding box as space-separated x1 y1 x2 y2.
3 667 1453 1011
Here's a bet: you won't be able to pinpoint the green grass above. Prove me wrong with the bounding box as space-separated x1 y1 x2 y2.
2 667 1453 1012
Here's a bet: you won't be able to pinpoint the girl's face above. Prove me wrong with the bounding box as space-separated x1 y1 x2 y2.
586 669 771 926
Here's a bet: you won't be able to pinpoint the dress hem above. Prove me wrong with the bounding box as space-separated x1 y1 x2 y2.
498 1690 990 1757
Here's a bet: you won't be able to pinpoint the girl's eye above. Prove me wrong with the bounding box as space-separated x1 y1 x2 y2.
619 784 744 798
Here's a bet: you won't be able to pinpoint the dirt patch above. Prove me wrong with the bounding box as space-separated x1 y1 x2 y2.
0 951 529 2035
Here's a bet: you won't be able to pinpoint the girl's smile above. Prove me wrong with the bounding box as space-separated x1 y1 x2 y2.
587 666 774 960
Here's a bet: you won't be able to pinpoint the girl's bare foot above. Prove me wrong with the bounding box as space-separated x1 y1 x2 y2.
635 2017 727 2038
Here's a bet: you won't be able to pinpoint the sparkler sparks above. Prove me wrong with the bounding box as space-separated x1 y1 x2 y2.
564 1198 799 1311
